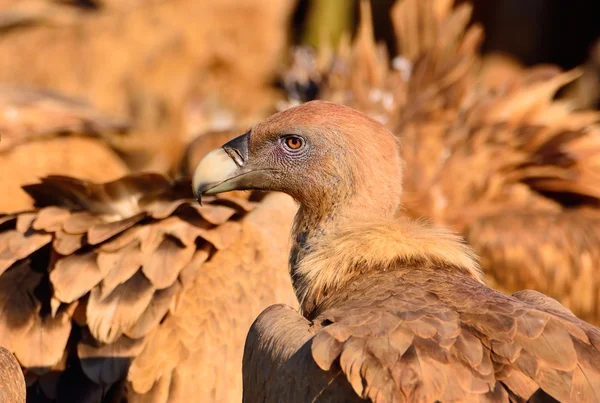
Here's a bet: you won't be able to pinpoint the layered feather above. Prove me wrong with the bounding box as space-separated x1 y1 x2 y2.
245 222 600 402
0 173 297 401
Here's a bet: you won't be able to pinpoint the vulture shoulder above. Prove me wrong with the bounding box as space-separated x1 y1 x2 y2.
243 304 362 403
244 220 600 403
245 270 600 402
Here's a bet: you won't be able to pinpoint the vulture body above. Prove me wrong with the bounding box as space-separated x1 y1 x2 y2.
0 172 297 401
280 0 600 325
193 100 600 402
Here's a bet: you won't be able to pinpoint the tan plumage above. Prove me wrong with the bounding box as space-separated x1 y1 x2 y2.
0 173 297 401
245 270 600 402
0 87 131 213
0 346 25 403
0 86 131 151
127 191 297 402
465 211 600 318
192 100 600 402
281 0 600 324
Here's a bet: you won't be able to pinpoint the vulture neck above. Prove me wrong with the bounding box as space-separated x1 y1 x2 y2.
289 182 482 318
289 175 396 315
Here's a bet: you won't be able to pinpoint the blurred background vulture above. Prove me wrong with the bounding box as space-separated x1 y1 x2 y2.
193 100 600 402
281 0 600 325
0 0 599 401
0 87 131 213
0 171 297 401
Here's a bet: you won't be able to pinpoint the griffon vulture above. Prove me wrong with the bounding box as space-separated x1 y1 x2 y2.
193 100 600 402
280 0 600 324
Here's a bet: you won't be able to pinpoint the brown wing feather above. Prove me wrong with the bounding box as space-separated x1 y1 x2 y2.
309 269 600 402
127 192 298 402
247 267 600 402
242 304 362 403
0 174 296 401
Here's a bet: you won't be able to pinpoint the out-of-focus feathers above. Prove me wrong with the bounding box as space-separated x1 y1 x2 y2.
466 211 600 323
0 86 130 152
0 0 297 173
280 0 600 324
0 173 297 401
0 87 132 213
563 38 600 111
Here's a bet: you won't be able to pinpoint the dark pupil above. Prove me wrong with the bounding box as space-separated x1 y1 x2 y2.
288 138 300 148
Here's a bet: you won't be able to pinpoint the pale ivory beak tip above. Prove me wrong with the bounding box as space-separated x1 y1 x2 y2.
192 147 239 198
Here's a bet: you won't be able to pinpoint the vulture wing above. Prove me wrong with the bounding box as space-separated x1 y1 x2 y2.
0 174 297 401
126 192 297 402
245 269 600 402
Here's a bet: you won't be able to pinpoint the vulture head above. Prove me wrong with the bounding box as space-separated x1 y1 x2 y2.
194 101 479 314
193 100 404 223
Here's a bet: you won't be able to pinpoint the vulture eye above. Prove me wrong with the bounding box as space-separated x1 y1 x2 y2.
282 135 305 152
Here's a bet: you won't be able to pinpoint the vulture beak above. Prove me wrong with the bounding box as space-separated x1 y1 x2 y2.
192 132 259 200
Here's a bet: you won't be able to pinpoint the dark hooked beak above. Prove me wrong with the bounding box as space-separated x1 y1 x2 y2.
192 132 262 200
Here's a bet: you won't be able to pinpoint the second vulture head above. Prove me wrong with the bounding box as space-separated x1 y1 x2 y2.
193 100 404 222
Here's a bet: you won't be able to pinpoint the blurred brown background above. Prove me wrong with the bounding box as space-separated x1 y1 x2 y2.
294 0 600 69
1 0 600 214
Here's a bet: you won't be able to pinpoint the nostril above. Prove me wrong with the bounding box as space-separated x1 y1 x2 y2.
222 132 249 167
224 147 245 167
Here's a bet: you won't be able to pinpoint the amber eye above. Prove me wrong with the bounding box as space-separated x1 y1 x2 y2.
282 135 305 152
